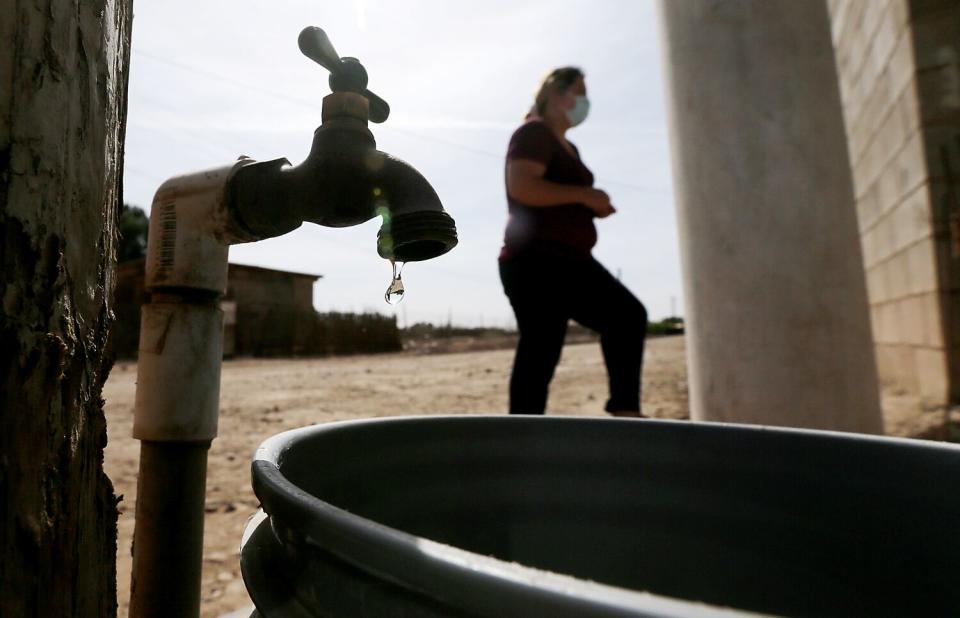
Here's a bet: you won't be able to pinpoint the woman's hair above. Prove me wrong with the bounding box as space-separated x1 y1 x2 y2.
528 66 584 119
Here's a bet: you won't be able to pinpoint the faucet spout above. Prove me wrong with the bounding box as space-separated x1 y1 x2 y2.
227 91 457 262
371 153 458 262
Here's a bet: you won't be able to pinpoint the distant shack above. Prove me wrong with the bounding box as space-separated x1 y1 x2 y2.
113 260 321 358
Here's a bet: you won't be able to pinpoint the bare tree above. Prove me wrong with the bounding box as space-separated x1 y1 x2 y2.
0 1 133 615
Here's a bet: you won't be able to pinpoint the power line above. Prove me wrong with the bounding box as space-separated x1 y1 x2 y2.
382 125 508 160
130 48 670 195
132 122 241 160
128 93 275 155
124 165 164 184
133 49 321 111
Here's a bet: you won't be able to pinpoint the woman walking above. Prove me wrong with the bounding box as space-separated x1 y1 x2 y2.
500 67 648 417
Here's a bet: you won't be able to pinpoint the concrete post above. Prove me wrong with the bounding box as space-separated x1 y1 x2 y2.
657 0 883 432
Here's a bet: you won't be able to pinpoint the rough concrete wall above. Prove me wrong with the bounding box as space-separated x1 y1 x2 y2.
829 0 948 405
0 0 133 615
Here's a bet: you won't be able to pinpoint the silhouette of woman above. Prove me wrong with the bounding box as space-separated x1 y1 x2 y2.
499 67 648 417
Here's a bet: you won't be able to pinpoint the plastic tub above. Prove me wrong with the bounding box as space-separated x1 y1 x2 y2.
241 415 960 616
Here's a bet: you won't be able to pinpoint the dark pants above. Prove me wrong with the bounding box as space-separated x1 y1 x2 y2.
499 254 648 415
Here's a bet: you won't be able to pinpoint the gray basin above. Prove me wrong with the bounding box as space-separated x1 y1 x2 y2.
241 415 960 616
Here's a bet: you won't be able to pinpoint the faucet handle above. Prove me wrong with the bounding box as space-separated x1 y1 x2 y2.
364 90 390 124
298 26 341 74
299 27 391 123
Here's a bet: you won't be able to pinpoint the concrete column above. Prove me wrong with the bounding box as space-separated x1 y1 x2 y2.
657 0 883 432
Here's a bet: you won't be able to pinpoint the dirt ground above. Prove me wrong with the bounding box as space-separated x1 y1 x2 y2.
102 335 948 617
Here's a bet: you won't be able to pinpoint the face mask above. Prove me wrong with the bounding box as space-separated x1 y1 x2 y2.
565 95 590 127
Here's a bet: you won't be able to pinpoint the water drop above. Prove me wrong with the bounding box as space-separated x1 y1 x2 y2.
384 260 405 305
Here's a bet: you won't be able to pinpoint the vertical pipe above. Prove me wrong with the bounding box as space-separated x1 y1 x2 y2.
129 441 210 617
129 166 238 617
657 0 883 432
130 299 224 616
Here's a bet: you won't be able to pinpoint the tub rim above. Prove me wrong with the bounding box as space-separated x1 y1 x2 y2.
247 414 958 617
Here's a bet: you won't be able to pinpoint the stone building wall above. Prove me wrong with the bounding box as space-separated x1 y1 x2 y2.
911 0 960 404
828 0 960 405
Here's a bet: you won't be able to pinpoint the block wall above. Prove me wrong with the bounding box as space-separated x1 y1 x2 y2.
828 0 959 405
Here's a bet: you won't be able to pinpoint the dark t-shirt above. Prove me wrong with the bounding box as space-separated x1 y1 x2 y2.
499 119 597 261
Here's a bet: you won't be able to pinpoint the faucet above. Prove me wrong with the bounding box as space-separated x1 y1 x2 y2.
128 27 456 617
228 27 458 262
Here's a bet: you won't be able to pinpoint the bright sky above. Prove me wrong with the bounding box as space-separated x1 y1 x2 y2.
124 0 682 328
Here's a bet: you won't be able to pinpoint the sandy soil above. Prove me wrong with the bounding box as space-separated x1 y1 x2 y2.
102 335 946 617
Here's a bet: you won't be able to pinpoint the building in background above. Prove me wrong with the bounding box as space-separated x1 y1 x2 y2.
829 0 960 407
113 260 321 358
222 263 321 356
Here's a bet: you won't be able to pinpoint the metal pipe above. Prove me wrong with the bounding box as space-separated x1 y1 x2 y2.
130 441 211 617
